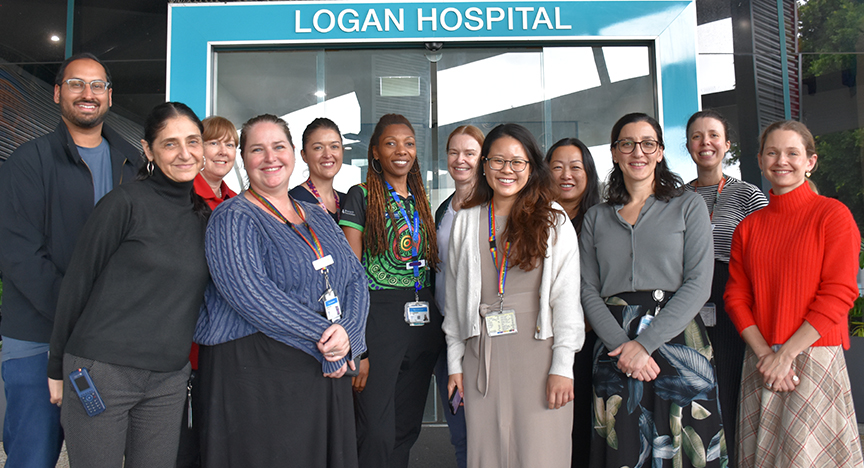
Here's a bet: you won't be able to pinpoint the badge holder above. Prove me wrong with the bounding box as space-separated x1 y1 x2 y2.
404 260 430 326
636 289 664 335
699 303 716 327
485 295 517 337
314 255 342 322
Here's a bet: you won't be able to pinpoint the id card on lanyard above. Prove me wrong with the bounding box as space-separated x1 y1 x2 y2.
248 188 342 322
385 182 430 326
486 201 517 337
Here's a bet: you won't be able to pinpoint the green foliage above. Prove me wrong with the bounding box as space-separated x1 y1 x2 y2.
809 130 864 233
799 0 864 79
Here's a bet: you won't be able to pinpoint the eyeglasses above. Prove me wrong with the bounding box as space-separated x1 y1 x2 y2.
62 79 110 95
614 139 660 154
485 157 529 172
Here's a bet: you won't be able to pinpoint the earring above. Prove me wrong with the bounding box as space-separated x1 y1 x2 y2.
806 171 812 178
201 156 207 173
371 159 383 174
146 160 154 176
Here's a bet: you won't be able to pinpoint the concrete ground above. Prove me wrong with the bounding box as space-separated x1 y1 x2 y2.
0 426 456 468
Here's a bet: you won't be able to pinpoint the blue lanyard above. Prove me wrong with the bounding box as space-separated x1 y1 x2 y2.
385 181 422 293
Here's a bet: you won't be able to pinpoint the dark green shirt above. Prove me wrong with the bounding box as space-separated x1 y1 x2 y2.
340 183 432 290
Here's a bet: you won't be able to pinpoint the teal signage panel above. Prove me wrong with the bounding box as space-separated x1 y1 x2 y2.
168 0 697 167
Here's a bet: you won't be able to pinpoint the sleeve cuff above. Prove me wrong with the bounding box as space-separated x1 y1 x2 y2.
548 347 575 379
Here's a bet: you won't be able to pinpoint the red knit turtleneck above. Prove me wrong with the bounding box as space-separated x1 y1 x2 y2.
725 182 861 349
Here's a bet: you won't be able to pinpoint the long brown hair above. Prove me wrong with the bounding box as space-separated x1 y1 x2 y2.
464 123 559 271
364 114 439 269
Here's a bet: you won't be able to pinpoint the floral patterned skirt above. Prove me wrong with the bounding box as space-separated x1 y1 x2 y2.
589 291 728 468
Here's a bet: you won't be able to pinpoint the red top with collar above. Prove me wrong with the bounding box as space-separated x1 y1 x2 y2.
194 174 237 211
189 174 237 368
725 182 861 349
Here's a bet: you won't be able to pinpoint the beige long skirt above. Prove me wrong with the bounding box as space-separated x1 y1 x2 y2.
737 345 863 468
461 210 573 468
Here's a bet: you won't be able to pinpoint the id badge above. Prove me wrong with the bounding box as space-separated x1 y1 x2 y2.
699 303 716 327
636 314 654 335
323 290 342 322
404 301 430 326
485 309 517 336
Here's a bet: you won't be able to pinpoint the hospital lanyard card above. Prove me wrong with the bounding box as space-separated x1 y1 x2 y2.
485 200 516 337
485 306 517 336
404 300 430 326
636 289 664 335
314 255 342 322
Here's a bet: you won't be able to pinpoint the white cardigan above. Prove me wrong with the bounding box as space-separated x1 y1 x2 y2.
442 202 585 379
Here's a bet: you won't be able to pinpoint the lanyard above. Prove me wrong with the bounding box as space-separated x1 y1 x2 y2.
248 188 327 263
304 178 340 215
385 181 423 294
693 175 727 221
488 200 510 303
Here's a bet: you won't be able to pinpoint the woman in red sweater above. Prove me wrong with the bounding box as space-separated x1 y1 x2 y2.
725 121 863 467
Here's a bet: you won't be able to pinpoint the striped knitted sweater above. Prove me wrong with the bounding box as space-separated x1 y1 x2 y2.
194 194 369 373
725 182 860 349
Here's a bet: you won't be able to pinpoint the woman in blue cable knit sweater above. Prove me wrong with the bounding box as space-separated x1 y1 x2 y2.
194 114 369 468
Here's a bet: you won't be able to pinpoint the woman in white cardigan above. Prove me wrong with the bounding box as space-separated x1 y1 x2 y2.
443 123 585 468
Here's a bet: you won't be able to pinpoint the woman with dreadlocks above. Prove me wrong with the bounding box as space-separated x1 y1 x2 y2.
340 114 443 468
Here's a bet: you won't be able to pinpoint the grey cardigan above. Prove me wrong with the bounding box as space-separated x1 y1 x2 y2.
579 192 713 354
442 202 585 379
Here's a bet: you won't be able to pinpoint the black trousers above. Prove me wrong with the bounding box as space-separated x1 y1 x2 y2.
354 288 444 468
705 260 745 468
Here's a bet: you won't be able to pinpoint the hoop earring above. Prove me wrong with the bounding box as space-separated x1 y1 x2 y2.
371 159 383 174
146 160 154 176
409 164 420 175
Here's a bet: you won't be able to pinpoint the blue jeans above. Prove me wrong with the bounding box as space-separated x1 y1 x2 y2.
434 350 467 468
2 352 64 468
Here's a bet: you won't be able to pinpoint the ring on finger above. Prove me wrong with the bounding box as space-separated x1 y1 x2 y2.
626 372 632 378
766 382 773 389
792 375 800 383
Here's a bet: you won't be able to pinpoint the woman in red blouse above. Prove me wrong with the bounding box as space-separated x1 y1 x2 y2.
725 120 863 468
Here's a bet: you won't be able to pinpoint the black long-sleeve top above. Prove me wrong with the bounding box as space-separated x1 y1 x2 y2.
48 167 209 379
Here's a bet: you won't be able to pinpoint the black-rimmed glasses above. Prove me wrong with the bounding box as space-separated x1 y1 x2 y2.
613 139 660 154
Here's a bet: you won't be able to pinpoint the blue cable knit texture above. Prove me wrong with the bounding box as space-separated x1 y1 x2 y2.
194 194 369 374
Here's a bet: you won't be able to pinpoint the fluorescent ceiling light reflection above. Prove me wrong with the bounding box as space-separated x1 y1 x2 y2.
438 48 601 126
280 92 362 192
228 92 363 194
602 47 650 83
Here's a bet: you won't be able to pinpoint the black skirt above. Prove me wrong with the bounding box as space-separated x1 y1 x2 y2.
198 332 358 468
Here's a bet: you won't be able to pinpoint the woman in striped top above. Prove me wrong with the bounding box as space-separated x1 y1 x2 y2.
683 110 767 466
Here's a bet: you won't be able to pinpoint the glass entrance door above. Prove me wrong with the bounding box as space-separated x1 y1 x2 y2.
212 43 656 197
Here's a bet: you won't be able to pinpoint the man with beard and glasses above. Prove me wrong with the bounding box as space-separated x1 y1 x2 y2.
0 53 140 468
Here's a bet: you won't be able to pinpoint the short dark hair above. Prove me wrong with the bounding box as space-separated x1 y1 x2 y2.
544 137 601 234
302 117 341 150
685 109 733 146
55 53 112 87
605 113 683 204
138 102 209 217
